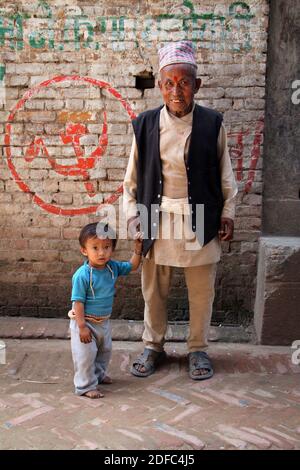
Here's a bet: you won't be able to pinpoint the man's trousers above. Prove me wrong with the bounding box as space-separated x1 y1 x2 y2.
141 258 217 353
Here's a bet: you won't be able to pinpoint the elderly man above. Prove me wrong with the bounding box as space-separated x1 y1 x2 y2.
123 41 237 380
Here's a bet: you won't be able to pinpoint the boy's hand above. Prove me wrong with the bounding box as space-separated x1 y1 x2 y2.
134 231 143 254
79 325 92 343
130 231 144 270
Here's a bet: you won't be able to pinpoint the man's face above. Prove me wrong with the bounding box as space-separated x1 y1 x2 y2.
158 64 201 118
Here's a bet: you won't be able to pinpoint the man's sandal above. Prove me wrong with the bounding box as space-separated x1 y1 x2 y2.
189 351 214 381
130 348 166 377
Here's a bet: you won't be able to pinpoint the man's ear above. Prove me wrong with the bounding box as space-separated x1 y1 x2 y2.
158 80 162 91
80 246 87 257
195 78 202 93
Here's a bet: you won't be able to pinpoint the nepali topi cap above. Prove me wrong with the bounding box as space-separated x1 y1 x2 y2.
158 40 197 72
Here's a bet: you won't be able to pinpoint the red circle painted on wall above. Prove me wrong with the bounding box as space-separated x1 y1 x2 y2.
5 75 136 216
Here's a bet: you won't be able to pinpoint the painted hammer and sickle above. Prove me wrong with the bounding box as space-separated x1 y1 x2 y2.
25 111 108 197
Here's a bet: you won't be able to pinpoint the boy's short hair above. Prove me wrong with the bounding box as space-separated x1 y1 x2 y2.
79 222 117 250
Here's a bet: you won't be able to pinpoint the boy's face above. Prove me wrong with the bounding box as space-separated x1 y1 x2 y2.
81 237 114 269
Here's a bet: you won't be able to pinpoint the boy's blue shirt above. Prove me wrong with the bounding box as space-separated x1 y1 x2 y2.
71 259 132 316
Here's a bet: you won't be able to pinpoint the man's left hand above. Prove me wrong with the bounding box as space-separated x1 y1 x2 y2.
218 217 234 241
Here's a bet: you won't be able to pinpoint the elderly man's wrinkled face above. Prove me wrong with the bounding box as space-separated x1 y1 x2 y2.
158 64 201 118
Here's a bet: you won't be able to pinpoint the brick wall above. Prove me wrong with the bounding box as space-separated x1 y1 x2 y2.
0 0 269 323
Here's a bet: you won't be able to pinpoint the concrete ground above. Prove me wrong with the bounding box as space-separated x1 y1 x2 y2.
0 323 300 450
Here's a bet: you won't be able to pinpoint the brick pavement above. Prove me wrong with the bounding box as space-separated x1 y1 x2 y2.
0 339 300 450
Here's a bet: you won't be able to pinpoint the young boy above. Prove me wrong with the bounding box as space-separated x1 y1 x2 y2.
69 222 143 399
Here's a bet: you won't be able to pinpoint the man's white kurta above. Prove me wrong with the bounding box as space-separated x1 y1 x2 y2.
123 105 238 267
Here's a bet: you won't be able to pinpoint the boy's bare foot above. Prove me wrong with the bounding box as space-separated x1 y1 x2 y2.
83 389 104 399
98 375 113 385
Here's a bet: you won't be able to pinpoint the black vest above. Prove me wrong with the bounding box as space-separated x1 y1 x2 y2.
132 104 224 256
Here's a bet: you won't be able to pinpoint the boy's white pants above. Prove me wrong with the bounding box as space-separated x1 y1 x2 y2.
70 319 112 395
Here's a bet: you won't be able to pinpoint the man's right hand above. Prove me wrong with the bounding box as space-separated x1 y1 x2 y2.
79 325 92 343
127 215 141 239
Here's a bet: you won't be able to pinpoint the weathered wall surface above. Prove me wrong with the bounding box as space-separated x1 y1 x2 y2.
262 0 300 235
254 0 300 345
0 0 269 321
